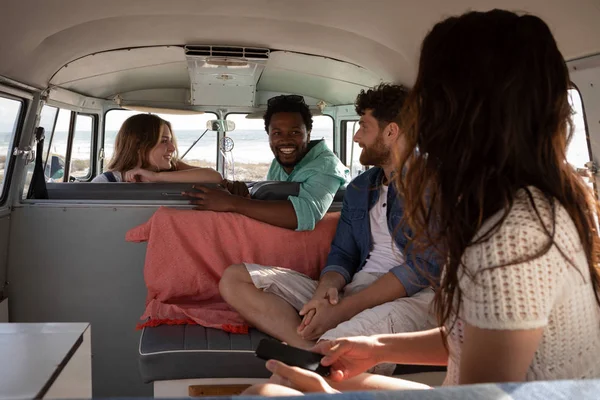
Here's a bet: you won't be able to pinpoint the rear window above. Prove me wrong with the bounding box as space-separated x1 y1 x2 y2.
103 110 219 171
224 113 335 182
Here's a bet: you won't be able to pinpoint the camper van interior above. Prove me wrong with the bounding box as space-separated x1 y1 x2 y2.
0 0 599 398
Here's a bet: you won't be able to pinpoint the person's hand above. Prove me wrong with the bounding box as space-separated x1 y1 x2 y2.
313 336 384 382
297 287 340 339
123 168 157 182
222 179 250 198
265 360 339 394
297 299 346 341
183 184 239 212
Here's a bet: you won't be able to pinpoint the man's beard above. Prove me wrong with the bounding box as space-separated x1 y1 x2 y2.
275 155 300 169
359 135 391 166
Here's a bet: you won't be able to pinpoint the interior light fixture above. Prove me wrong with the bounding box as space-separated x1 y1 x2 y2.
205 57 249 68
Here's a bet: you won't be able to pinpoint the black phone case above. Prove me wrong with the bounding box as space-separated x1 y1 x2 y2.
255 339 331 377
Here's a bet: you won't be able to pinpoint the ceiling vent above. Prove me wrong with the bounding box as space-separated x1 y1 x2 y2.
184 45 270 107
184 45 270 59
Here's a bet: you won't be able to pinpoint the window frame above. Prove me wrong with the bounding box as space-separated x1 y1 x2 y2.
41 105 59 174
66 112 97 182
567 85 592 164
0 92 27 205
224 112 270 182
313 113 336 156
567 84 594 193
224 111 337 180
102 108 219 176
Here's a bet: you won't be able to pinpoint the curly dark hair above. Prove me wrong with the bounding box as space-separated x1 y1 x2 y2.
355 83 409 128
263 96 313 132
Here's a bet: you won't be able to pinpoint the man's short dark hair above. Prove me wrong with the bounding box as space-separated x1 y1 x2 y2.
355 83 409 128
264 95 313 132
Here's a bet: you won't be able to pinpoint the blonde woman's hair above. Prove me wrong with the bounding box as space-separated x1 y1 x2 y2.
108 114 179 172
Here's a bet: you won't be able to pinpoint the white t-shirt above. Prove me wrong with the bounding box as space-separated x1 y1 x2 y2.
361 185 405 274
91 171 123 182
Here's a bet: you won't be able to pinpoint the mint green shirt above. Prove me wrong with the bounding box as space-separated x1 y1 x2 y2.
266 140 350 231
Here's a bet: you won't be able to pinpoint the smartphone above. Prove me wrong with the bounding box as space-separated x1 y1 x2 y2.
255 339 330 377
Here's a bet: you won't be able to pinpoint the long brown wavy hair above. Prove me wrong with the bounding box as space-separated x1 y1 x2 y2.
395 10 600 331
108 113 178 172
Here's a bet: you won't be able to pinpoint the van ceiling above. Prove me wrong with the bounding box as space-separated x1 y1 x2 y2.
1 0 599 105
48 47 383 106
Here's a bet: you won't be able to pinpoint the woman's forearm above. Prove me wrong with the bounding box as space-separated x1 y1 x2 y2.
375 328 448 366
156 168 222 183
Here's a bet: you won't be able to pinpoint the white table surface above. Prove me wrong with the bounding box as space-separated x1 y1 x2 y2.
0 323 89 400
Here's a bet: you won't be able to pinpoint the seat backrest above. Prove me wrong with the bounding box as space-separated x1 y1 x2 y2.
250 181 300 200
250 181 345 203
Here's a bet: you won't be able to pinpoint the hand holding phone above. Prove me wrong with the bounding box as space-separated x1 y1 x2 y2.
255 339 330 377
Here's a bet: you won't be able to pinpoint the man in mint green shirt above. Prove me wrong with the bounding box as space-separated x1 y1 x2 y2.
186 95 349 231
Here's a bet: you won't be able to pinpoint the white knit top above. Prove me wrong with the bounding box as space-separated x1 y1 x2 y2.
444 187 600 385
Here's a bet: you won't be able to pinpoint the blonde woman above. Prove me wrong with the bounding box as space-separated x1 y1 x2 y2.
92 113 222 183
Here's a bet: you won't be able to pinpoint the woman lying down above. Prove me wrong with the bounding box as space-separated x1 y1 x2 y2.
244 8 600 396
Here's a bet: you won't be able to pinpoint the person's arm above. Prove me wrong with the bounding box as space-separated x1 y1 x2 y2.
459 324 543 384
335 272 407 321
313 271 347 298
124 164 223 183
297 193 362 334
153 168 223 183
184 185 299 229
319 192 361 283
290 173 344 231
375 329 449 366
314 328 448 381
228 197 298 229
388 233 442 297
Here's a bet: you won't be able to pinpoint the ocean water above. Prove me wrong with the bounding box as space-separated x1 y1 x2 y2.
0 123 591 171
53 128 334 165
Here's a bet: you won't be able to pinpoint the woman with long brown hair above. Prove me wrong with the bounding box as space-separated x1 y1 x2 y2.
245 9 600 395
92 113 222 183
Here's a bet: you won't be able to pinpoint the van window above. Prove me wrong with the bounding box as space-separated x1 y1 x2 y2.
224 114 335 182
39 106 58 167
103 110 218 172
46 108 71 182
0 96 22 194
567 88 590 169
224 114 269 181
70 114 93 180
343 120 364 178
23 105 58 197
313 115 334 152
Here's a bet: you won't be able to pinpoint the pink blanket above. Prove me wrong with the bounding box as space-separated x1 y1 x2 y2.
126 207 340 333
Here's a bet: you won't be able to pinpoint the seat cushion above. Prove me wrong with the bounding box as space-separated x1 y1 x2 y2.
139 325 446 383
138 325 272 383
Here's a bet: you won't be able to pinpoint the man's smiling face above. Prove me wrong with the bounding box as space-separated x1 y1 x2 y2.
268 112 310 171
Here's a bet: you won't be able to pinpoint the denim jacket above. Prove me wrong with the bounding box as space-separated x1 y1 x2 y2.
321 167 441 296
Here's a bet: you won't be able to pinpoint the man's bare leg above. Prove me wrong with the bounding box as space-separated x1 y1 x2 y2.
219 264 315 349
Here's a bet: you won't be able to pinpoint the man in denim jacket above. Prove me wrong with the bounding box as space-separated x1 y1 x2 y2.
220 85 440 365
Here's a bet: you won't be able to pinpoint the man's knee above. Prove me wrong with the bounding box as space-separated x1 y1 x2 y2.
219 263 251 301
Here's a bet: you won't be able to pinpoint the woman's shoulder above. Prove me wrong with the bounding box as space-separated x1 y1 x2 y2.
91 171 123 182
466 186 583 271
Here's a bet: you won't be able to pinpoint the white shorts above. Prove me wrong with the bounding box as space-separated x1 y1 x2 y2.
244 263 437 341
